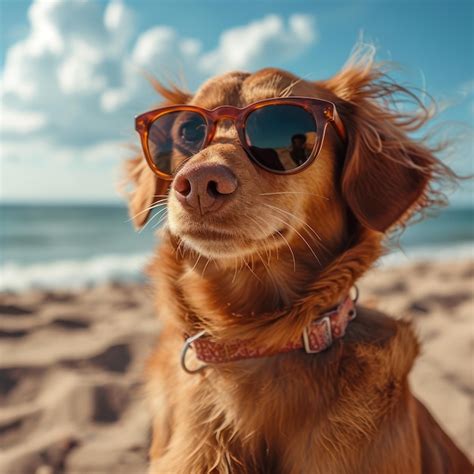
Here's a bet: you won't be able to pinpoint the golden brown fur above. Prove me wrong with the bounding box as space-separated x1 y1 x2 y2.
125 46 471 473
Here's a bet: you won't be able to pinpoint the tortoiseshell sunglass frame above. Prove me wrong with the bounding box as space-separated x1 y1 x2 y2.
135 96 347 180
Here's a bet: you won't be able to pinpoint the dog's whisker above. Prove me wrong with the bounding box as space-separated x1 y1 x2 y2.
190 253 202 273
248 230 276 287
258 250 281 296
254 248 268 273
139 206 168 233
127 198 168 222
266 241 273 265
153 215 168 228
152 211 169 229
201 257 212 277
274 228 296 271
263 203 324 244
265 225 280 262
268 213 322 266
143 206 167 228
182 243 191 260
243 256 262 283
127 201 168 222
176 239 186 259
248 216 277 267
231 256 240 284
251 214 297 271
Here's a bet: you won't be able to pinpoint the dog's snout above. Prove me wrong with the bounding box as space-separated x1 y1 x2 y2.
173 164 238 214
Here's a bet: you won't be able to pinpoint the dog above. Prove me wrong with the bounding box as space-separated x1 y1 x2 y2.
126 48 472 473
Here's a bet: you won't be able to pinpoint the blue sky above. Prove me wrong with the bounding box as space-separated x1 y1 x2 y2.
0 0 472 203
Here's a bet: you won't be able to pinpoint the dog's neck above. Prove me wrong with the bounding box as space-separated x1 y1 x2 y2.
151 227 383 346
181 244 326 315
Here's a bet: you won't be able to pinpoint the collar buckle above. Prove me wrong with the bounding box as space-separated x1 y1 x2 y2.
303 315 332 354
180 330 208 374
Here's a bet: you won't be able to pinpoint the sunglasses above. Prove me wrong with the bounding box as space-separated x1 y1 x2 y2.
135 97 346 179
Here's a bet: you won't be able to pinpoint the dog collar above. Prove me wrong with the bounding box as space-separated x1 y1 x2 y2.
181 292 357 374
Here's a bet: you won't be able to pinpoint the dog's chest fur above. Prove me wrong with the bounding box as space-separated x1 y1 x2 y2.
146 301 421 474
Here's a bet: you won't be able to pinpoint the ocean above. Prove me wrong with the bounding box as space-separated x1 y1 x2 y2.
0 203 473 291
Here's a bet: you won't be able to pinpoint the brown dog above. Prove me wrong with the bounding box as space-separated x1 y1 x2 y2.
126 49 472 473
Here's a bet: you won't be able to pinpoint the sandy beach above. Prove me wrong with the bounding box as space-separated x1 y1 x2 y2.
0 259 472 473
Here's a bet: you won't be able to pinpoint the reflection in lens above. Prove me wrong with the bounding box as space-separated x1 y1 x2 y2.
147 111 206 175
245 105 317 171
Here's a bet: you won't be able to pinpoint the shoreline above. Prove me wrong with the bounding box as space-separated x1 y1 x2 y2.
1 241 473 293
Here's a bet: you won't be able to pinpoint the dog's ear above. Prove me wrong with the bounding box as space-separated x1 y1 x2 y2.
338 103 433 232
320 47 454 232
125 80 191 229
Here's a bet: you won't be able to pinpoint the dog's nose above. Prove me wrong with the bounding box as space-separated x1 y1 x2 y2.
173 164 238 214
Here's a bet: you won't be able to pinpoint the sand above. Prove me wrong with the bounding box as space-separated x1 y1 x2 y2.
0 259 472 473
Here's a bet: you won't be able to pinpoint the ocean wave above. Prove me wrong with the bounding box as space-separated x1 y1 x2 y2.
0 253 151 291
1 242 473 291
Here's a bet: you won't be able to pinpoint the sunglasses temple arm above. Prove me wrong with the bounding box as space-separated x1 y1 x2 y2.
330 109 347 144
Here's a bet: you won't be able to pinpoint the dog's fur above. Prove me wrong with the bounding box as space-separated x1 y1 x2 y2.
125 48 472 473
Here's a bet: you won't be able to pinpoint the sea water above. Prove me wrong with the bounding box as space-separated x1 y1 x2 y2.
0 203 472 291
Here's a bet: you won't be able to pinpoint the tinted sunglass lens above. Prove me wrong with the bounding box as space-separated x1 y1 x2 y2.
245 105 317 172
147 111 207 175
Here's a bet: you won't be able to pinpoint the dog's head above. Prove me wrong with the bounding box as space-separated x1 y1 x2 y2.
126 49 453 266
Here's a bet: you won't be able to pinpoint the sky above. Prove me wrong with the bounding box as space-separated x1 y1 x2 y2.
0 0 473 204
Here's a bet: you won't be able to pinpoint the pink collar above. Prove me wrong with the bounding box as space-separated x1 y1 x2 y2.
181 295 357 374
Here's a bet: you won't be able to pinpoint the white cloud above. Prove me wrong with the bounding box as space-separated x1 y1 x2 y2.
0 0 318 201
57 39 107 94
1 0 141 142
2 0 317 136
0 106 47 134
200 14 316 74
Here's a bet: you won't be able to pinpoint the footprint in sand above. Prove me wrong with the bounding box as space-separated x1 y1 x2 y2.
0 410 40 449
371 280 408 296
0 328 30 338
408 292 471 314
0 304 34 316
93 384 130 423
61 343 132 374
50 318 90 330
0 367 47 411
